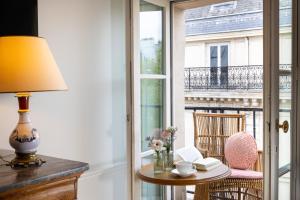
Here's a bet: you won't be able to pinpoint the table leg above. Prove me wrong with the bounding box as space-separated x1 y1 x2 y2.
194 184 209 200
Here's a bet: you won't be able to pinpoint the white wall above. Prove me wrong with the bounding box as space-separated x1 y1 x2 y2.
0 0 128 199
249 36 263 65
173 6 186 150
280 33 292 64
185 34 264 67
173 6 188 199
230 38 248 66
185 44 205 67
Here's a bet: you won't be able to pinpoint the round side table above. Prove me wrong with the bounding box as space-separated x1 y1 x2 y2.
137 163 231 200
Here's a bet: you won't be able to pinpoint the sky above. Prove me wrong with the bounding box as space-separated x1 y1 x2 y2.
140 11 162 43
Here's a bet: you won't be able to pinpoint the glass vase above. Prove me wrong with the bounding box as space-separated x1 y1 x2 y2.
153 151 164 174
164 150 174 171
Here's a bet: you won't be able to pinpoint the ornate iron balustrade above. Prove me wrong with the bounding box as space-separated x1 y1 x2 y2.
185 65 291 91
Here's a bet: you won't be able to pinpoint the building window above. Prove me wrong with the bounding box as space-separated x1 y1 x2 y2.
208 44 229 87
210 1 237 14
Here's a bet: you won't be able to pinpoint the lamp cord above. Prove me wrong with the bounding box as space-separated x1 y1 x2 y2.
0 154 13 167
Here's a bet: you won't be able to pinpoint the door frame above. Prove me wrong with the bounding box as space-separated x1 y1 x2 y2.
206 42 230 68
292 0 300 199
263 0 279 199
130 0 171 199
264 0 299 199
126 0 300 199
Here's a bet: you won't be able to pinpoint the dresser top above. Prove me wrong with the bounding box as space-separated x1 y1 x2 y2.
0 149 89 193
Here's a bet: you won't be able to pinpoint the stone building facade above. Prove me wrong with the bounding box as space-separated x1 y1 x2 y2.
184 0 292 151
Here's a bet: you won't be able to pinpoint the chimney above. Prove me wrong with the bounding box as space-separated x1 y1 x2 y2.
0 0 38 36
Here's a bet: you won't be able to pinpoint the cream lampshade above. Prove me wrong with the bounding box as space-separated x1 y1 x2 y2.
0 36 67 167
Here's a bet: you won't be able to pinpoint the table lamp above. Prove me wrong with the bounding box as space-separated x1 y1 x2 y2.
0 36 67 167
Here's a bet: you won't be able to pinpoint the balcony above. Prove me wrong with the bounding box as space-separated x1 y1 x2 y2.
183 65 292 199
184 65 291 92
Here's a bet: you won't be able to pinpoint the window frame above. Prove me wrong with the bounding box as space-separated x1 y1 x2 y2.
207 42 230 67
131 0 171 199
209 1 237 13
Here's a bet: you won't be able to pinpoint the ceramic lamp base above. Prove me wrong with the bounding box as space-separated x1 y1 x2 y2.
8 93 45 168
10 152 45 168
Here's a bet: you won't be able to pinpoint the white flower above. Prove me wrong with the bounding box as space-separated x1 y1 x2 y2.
161 130 172 139
166 126 178 134
151 139 164 152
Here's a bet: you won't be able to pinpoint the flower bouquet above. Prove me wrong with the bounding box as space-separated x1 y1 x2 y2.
146 126 178 173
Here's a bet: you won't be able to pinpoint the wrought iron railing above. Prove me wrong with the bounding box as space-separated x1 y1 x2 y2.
184 65 291 91
185 106 290 139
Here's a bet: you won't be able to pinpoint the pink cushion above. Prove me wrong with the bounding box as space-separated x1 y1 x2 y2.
225 132 258 170
229 169 263 179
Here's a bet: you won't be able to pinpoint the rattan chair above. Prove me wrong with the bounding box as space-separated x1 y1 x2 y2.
193 112 263 200
193 112 246 163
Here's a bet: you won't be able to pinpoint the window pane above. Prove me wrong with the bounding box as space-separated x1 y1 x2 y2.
142 183 164 200
141 79 164 152
221 45 228 66
210 46 218 86
141 155 164 200
140 1 164 74
210 46 218 67
220 45 228 86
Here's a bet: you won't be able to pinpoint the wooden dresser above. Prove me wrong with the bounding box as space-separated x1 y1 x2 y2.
0 149 89 200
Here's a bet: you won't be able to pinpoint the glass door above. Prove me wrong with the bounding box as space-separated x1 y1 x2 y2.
264 0 294 199
208 43 229 88
220 45 229 87
278 0 292 198
132 0 170 199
